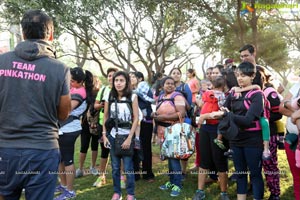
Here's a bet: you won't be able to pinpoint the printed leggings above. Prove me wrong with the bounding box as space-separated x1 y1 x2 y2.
262 135 280 196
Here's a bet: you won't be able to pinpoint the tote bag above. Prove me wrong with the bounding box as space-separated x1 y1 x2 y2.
160 113 195 160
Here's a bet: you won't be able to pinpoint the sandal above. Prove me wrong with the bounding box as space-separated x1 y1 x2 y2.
214 139 226 150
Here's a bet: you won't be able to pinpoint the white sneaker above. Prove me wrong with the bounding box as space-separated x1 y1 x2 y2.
90 167 98 176
75 168 83 178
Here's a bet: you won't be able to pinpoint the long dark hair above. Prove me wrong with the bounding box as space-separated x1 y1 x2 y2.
110 71 132 100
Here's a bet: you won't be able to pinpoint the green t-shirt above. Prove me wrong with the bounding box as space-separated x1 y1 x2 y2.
96 85 111 125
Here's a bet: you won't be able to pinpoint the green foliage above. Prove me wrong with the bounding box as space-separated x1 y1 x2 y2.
0 0 297 85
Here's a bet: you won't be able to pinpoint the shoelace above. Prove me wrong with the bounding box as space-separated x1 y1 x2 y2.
172 185 180 192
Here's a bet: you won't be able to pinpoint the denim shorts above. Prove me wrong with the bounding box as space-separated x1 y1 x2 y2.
0 148 60 200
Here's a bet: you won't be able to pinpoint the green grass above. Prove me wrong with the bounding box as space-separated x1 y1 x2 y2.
69 139 294 200
20 138 294 199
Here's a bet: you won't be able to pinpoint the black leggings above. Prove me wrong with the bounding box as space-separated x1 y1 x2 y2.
133 121 154 179
59 130 81 166
80 119 99 153
98 124 110 158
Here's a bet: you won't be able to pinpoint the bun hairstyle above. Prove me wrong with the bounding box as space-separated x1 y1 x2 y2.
187 68 196 77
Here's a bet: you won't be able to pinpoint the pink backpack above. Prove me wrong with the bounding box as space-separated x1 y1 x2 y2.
243 89 271 131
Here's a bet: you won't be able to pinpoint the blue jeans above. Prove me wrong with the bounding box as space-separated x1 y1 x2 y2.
0 148 60 200
108 135 135 196
168 158 182 188
231 146 264 199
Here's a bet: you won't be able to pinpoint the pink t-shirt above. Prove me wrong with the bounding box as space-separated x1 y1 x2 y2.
70 87 86 99
187 78 199 103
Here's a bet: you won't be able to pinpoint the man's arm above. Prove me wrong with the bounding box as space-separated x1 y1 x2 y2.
57 94 71 121
279 91 294 117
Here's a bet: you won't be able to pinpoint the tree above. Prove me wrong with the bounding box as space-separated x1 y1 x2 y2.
191 0 291 85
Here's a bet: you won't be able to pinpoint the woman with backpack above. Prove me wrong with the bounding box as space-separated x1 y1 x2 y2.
75 75 100 178
102 71 139 200
55 67 94 200
209 62 265 200
169 68 192 178
153 76 186 197
93 67 118 188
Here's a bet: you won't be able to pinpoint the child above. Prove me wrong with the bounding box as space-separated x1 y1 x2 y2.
198 77 226 129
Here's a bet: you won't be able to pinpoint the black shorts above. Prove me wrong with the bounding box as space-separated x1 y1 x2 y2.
199 124 228 172
80 119 99 153
58 130 81 166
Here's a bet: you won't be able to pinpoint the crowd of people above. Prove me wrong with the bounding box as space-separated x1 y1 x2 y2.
1 9 300 200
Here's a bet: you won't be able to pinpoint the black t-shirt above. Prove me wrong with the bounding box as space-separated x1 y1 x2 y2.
223 90 263 148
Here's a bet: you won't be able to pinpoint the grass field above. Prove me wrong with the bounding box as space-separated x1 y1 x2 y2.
63 138 295 200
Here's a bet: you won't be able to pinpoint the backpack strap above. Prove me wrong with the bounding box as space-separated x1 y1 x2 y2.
244 89 270 131
243 89 263 110
156 91 183 110
108 94 133 130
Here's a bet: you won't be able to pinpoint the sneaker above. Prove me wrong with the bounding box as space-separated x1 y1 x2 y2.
192 189 205 200
214 138 226 150
75 168 83 178
159 181 173 190
220 192 230 200
134 138 141 149
55 184 67 194
170 185 181 197
54 190 76 200
126 194 136 200
90 167 98 176
224 149 234 159
111 193 122 200
262 150 271 160
93 176 107 187
121 176 126 189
